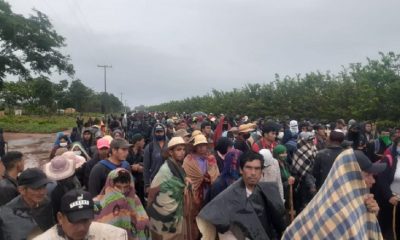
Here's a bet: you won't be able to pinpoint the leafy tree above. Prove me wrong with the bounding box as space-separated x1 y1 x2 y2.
0 0 74 87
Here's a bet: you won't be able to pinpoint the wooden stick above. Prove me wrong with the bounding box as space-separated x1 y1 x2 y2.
289 184 296 222
394 204 397 240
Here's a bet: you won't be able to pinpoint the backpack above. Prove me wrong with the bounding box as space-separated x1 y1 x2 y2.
99 159 130 171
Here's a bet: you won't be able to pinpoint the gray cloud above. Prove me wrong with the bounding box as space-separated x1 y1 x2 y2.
10 0 400 107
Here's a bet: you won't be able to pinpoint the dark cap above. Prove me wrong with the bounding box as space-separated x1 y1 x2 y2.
18 168 51 189
155 124 164 132
60 189 94 223
110 138 132 149
354 150 386 174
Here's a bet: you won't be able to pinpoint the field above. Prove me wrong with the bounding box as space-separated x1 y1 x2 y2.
0 115 76 133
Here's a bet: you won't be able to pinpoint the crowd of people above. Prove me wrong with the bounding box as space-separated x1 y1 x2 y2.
0 112 399 239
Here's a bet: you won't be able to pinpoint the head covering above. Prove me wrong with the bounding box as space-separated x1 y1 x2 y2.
289 120 299 135
193 134 208 146
238 123 255 133
168 137 186 149
94 168 149 239
189 130 202 142
299 131 315 141
273 145 287 157
354 150 386 174
219 149 241 184
62 151 86 169
60 189 94 223
112 129 124 138
102 135 113 144
131 133 144 144
173 129 190 138
110 138 132 149
70 142 90 160
44 155 75 181
259 149 274 167
214 137 233 155
97 138 110 150
18 168 51 188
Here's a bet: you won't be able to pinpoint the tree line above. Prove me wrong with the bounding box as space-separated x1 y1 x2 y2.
148 52 400 122
0 77 123 114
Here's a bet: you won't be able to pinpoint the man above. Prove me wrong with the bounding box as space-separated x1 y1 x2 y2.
34 189 128 240
314 124 327 150
80 129 93 157
0 151 24 205
147 137 190 240
252 122 278 152
126 133 146 204
175 119 188 131
143 123 168 193
234 123 255 153
282 150 384 239
197 151 287 240
313 129 345 190
88 138 131 197
0 168 54 240
173 129 191 143
201 121 214 148
363 121 374 143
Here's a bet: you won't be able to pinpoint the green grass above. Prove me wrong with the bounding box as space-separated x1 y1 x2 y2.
0 115 76 133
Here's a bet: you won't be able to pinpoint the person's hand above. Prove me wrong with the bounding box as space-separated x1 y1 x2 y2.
365 194 379 215
131 164 139 172
203 173 211 183
389 196 399 206
288 176 295 185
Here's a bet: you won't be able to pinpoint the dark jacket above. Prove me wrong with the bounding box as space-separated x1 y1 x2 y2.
143 124 168 188
0 196 54 240
88 160 130 197
313 145 344 190
0 174 18 206
199 179 287 240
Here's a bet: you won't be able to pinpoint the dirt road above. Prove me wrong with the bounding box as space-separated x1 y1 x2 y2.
3 132 66 169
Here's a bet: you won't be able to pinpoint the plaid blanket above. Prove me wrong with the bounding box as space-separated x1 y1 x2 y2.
292 140 317 180
282 149 383 239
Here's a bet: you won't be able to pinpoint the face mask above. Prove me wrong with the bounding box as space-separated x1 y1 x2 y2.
277 132 284 140
73 151 82 156
60 142 68 147
155 135 165 141
243 133 251 140
380 135 392 147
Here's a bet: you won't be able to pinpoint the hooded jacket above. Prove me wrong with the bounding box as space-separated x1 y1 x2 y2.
143 123 169 188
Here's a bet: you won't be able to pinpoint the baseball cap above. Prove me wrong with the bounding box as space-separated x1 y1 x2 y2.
18 168 51 189
110 138 132 149
354 150 386 174
60 189 94 223
97 138 110 150
154 124 164 132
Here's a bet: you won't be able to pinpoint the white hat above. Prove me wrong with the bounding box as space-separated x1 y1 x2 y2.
62 151 86 169
44 156 75 181
168 137 186 149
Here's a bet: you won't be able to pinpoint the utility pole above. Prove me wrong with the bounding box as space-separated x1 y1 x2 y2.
97 65 112 114
120 92 123 103
97 65 112 93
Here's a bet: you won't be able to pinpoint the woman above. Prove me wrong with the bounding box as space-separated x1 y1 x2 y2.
260 149 284 202
273 145 295 209
206 149 241 204
214 137 233 173
94 168 150 240
50 133 71 159
374 136 400 239
183 134 219 240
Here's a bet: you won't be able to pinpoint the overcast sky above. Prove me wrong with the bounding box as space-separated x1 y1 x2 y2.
9 0 400 108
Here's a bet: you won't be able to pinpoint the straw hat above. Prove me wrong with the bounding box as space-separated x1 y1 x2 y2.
174 129 190 138
193 134 208 146
238 123 255 133
62 151 86 169
189 130 202 142
168 137 186 149
44 155 75 181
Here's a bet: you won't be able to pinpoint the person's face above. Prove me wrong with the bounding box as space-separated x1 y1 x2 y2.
112 148 129 161
19 185 47 205
114 181 131 194
195 144 208 155
265 131 276 142
135 139 145 149
16 159 25 172
317 129 326 136
381 131 390 137
114 133 122 139
177 122 187 130
83 132 91 141
98 148 109 159
58 213 92 240
278 152 288 161
183 136 190 143
155 130 165 137
365 124 372 133
240 159 262 188
170 145 186 162
362 171 375 188
203 126 212 135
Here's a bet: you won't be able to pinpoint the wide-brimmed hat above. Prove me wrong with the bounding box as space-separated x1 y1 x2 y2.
189 130 202 142
62 151 86 169
44 155 75 181
19 168 51 188
193 134 208 146
168 137 186 149
174 129 190 138
238 123 255 133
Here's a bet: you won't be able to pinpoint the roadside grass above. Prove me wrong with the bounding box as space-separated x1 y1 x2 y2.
0 115 76 133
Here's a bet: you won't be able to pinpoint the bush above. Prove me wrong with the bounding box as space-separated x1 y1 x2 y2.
0 115 76 133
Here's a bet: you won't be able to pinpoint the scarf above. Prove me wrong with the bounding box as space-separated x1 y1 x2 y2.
292 140 317 180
